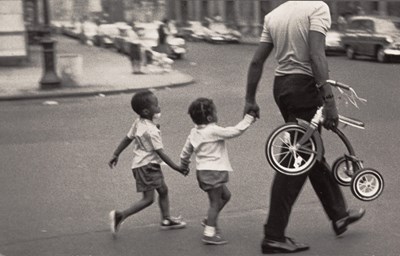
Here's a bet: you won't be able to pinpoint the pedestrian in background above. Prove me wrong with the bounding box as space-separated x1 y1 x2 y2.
129 41 144 74
127 27 146 74
243 1 365 254
337 13 348 31
180 98 255 245
154 19 173 57
108 90 189 235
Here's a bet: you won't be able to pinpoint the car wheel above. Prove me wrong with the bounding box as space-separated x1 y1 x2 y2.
346 46 355 59
376 47 387 63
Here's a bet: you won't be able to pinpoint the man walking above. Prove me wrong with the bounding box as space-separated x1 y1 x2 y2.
244 1 365 254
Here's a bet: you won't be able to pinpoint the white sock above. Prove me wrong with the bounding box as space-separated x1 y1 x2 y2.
204 225 216 237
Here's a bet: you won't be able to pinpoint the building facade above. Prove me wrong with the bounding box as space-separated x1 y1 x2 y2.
50 0 102 21
166 0 400 36
100 0 167 23
0 0 28 64
17 0 400 38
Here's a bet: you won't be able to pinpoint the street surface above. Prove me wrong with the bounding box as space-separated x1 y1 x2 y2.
1 41 400 256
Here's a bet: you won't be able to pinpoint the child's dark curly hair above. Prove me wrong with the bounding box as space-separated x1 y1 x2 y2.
188 98 216 125
131 90 154 116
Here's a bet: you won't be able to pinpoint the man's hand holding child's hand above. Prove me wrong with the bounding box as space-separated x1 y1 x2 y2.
244 101 260 119
247 110 257 120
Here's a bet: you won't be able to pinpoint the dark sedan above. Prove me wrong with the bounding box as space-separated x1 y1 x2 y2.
341 16 400 63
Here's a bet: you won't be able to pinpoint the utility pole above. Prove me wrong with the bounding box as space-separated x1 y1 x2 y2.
39 0 61 89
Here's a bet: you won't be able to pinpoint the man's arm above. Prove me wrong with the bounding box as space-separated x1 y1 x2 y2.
309 31 338 129
245 42 274 118
309 31 331 94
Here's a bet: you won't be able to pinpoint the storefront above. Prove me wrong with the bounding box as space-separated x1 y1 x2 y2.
23 0 46 44
0 0 29 65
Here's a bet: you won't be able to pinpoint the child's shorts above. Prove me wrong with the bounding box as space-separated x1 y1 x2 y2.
132 163 164 192
196 170 229 191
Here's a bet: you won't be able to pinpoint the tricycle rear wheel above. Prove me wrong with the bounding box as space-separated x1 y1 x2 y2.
351 168 384 201
332 156 362 186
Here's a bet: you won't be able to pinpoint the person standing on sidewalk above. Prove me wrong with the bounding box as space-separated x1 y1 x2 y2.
108 90 188 235
180 98 255 245
243 1 365 254
153 19 173 57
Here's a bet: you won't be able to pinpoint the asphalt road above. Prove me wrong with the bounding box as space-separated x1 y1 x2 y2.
1 42 400 256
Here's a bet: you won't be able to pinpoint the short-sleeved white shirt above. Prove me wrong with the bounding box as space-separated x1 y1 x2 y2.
260 1 331 76
127 118 163 169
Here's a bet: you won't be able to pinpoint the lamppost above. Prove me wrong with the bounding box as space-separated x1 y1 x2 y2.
39 0 61 89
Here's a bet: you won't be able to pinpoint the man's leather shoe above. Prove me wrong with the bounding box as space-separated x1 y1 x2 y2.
261 237 309 254
333 208 366 236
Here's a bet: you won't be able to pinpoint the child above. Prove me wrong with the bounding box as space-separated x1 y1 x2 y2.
108 90 189 235
180 98 255 245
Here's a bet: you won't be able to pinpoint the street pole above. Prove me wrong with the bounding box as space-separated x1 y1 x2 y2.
39 0 61 89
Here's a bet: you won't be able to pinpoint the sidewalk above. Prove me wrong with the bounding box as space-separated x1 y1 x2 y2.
0 36 194 101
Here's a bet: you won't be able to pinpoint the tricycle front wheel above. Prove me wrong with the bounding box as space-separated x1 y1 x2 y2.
266 123 318 176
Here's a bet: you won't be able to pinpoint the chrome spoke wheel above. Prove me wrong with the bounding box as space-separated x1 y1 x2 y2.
266 123 318 176
351 168 384 201
332 157 361 186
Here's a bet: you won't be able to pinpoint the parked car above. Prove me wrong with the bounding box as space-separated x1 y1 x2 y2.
135 22 187 59
341 16 400 62
93 24 119 48
165 35 186 59
81 21 98 45
325 26 345 54
61 21 82 39
203 21 241 44
178 21 207 41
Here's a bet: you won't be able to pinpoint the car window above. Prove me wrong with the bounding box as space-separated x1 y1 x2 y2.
361 20 374 31
348 20 364 30
349 20 373 31
375 19 400 34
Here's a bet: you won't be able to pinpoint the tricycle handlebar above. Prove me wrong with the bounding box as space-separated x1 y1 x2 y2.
326 80 351 90
325 80 367 108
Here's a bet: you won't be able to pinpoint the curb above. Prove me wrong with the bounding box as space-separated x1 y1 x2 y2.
0 76 195 102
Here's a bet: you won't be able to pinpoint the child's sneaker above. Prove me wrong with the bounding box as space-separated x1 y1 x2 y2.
202 234 228 245
109 210 123 235
160 216 187 230
201 218 221 234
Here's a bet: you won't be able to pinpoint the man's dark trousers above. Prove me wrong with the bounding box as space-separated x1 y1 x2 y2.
264 74 348 241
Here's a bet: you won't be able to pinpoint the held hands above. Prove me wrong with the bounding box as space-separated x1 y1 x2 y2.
244 101 260 119
179 164 190 176
322 98 339 130
108 155 118 169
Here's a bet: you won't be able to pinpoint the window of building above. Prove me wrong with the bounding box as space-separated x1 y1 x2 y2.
226 0 235 25
259 0 271 23
201 0 208 21
180 0 188 23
